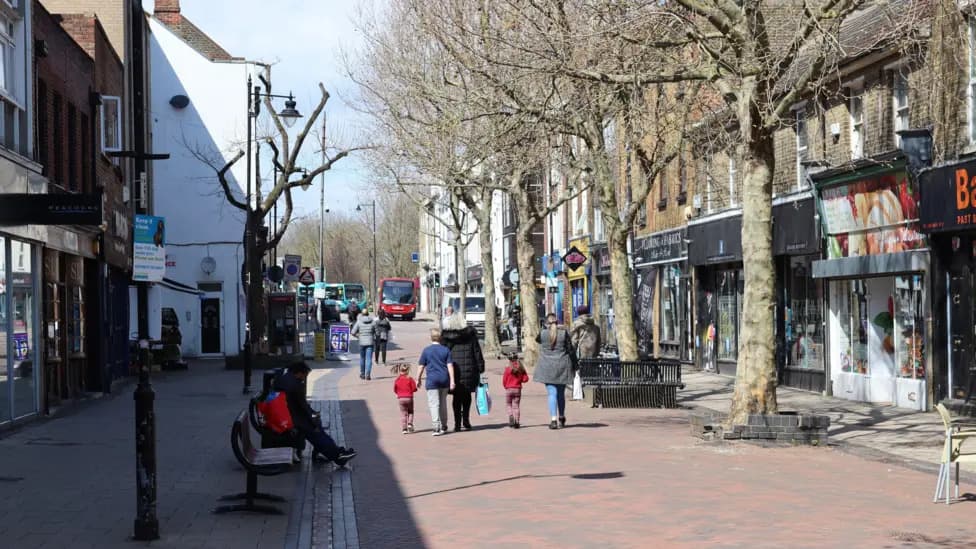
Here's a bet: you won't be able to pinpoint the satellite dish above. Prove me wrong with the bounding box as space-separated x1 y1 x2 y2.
200 256 217 274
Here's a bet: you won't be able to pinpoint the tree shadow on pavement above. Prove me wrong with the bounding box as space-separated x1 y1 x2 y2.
406 471 626 499
341 399 426 548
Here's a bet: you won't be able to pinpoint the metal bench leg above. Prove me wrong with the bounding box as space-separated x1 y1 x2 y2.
934 463 945 503
213 471 285 514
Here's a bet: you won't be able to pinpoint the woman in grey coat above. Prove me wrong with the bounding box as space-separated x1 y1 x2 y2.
534 313 577 429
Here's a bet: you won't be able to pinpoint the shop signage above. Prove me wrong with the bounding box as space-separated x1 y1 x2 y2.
634 228 686 265
919 159 976 233
466 264 483 281
591 245 611 276
0 192 102 226
563 246 587 271
329 323 350 353
688 217 742 266
132 214 166 282
634 266 657 358
772 198 820 256
816 169 924 259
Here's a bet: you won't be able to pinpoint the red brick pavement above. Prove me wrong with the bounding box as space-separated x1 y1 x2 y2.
338 320 976 548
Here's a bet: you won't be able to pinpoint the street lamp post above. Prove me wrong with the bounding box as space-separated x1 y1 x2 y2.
242 74 303 395
357 201 377 308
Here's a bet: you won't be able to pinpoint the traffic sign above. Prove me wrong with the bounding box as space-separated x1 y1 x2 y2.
298 267 315 286
283 254 301 282
411 252 419 263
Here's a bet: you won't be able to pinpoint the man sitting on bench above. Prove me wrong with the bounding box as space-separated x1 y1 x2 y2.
273 361 357 466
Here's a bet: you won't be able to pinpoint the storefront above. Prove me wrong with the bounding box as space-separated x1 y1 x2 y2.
563 238 590 323
633 228 691 361
589 244 613 348
465 264 483 294
688 215 743 375
812 157 929 410
0 234 42 426
919 158 976 404
773 196 826 392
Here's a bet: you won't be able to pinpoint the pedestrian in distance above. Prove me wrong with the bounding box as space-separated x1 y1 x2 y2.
441 313 485 432
273 362 357 466
351 308 376 380
534 313 578 429
374 309 392 366
571 305 602 359
417 328 456 436
393 363 418 434
442 305 456 329
502 353 529 428
347 299 361 325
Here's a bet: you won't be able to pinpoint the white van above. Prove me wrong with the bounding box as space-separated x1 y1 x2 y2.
442 292 488 336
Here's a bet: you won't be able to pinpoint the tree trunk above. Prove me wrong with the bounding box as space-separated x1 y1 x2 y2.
515 223 540 368
608 224 638 360
728 91 777 424
477 196 501 354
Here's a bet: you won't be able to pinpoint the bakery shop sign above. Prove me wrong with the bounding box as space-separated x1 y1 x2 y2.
818 169 924 259
919 159 976 233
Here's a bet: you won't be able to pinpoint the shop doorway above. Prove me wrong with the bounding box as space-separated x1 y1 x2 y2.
200 298 222 355
948 264 974 400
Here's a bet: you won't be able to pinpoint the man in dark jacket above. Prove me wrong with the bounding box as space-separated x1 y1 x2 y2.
441 317 486 431
273 362 357 466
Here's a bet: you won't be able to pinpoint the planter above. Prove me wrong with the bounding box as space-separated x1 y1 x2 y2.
691 411 830 446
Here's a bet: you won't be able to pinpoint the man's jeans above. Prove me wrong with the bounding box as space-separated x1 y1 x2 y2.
360 345 374 377
305 427 341 461
426 387 449 432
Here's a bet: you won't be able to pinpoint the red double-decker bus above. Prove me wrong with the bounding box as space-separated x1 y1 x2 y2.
378 277 420 320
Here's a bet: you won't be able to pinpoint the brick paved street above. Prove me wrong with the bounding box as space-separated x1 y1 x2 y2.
338 317 976 548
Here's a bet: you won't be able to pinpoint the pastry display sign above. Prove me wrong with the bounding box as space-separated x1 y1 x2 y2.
817 169 924 259
919 159 976 233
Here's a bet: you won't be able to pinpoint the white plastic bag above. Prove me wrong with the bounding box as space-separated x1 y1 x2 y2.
572 371 584 400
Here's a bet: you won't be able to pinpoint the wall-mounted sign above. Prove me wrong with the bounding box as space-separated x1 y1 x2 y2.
772 198 820 256
920 159 976 233
0 192 102 226
132 214 166 282
817 169 924 258
688 217 742 266
635 228 687 265
591 245 611 276
466 264 483 281
563 246 587 271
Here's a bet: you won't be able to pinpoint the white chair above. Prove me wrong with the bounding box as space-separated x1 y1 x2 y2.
934 403 976 504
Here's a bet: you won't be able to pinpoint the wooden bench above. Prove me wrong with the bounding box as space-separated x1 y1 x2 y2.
579 358 685 408
213 410 295 515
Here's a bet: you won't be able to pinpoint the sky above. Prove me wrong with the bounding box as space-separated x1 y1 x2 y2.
143 0 374 218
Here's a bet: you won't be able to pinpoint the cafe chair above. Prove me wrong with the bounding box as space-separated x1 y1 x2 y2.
934 403 976 504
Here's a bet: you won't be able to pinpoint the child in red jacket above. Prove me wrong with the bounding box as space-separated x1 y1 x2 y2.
502 354 529 428
393 363 418 433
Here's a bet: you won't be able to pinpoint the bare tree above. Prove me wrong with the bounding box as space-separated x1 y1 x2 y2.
200 65 363 350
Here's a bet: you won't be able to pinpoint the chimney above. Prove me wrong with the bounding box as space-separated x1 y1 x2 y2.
154 0 180 24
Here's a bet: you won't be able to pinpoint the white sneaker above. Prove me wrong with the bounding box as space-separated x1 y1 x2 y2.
432 428 444 436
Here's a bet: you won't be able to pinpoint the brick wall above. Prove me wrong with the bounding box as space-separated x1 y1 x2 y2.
39 0 125 60
34 1 96 193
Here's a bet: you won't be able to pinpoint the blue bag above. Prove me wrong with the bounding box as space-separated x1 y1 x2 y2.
476 382 492 415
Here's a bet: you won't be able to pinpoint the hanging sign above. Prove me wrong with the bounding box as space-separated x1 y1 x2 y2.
132 214 166 282
562 246 587 271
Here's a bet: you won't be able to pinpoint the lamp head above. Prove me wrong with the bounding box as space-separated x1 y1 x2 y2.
279 93 303 128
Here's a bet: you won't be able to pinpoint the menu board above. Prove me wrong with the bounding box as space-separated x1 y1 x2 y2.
819 170 924 259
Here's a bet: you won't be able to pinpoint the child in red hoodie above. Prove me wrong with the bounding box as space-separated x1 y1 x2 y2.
393 363 418 433
502 354 530 429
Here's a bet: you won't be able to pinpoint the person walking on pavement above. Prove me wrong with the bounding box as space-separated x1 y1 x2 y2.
417 328 456 436
441 314 485 432
273 362 357 466
534 313 578 430
442 305 457 329
393 363 418 434
347 299 361 325
571 305 602 359
352 308 376 380
502 353 529 428
374 309 392 366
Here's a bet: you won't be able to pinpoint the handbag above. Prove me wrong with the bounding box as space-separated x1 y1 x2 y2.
256 391 294 434
476 381 492 415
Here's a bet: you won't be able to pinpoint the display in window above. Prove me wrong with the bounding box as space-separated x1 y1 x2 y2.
895 275 924 379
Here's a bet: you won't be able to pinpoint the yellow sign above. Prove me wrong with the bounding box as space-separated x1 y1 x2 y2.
314 332 326 360
566 237 590 280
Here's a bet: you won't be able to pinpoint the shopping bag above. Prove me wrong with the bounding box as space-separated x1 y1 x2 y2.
572 371 584 400
256 391 294 433
476 382 492 415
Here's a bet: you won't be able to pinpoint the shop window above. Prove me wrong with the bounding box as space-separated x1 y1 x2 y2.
0 235 8 423
660 265 681 345
783 256 824 370
67 286 85 356
717 269 740 361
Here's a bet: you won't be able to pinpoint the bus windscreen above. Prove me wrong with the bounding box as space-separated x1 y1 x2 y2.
382 280 415 304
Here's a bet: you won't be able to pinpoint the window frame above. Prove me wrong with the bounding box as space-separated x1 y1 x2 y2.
795 107 809 189
892 70 910 147
100 95 122 153
849 83 865 160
